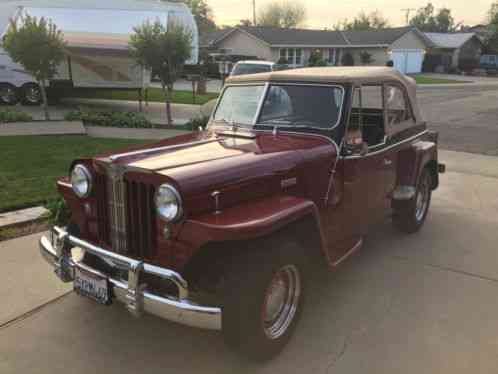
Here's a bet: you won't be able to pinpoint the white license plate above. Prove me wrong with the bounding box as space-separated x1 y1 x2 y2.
74 267 110 305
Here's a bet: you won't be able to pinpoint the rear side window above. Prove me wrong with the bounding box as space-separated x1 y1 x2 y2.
385 85 413 127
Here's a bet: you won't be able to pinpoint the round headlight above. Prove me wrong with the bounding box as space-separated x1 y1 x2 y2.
71 164 92 198
155 184 183 222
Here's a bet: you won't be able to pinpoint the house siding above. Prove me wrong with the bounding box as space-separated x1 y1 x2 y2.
218 30 273 60
348 47 390 66
390 30 426 50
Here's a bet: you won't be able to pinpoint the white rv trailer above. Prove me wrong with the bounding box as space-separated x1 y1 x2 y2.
0 0 198 105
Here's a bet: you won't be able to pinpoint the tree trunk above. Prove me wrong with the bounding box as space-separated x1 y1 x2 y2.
166 85 173 127
39 80 50 121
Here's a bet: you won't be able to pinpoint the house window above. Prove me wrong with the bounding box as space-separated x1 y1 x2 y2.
279 48 303 66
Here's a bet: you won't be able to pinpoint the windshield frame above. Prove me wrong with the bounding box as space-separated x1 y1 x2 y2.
211 82 346 132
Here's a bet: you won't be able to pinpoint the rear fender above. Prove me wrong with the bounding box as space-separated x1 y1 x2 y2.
394 139 438 200
177 195 328 263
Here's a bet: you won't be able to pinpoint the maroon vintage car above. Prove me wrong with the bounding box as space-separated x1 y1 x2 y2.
40 67 444 359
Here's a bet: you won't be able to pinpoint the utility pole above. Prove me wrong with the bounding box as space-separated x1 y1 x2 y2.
253 0 256 26
401 8 416 25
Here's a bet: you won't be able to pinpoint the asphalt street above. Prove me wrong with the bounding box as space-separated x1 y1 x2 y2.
419 86 498 156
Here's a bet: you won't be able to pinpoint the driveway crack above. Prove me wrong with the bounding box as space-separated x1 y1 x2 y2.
0 291 72 331
389 255 498 284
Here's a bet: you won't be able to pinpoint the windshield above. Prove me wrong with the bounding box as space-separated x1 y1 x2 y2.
231 63 272 76
213 84 344 129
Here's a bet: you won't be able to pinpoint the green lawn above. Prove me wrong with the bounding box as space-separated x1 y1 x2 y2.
0 136 149 213
68 88 219 105
412 75 468 84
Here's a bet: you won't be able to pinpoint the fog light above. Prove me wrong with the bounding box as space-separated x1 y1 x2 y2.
163 225 171 240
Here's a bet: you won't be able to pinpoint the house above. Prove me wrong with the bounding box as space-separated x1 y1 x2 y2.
203 26 433 74
424 33 483 72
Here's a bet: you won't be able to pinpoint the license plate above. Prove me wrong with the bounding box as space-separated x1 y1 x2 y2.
74 267 111 305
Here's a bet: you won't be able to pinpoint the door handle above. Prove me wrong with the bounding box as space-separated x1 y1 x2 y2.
383 158 393 167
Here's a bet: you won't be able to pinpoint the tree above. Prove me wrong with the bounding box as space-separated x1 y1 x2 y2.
171 0 216 35
129 20 192 126
2 15 65 120
485 2 498 54
258 1 306 28
409 3 460 32
238 19 253 27
334 10 389 31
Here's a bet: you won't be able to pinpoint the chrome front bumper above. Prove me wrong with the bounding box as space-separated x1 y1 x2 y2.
39 226 222 331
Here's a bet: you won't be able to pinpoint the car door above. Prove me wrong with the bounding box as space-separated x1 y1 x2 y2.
323 85 388 263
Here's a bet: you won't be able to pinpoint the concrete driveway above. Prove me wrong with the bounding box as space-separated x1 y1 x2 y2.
1 149 498 373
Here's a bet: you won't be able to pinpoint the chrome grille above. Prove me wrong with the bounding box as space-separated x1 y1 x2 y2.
95 163 157 258
108 175 128 254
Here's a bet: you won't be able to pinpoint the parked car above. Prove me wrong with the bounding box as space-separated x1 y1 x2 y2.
40 67 444 360
230 60 287 76
0 51 42 105
479 54 498 75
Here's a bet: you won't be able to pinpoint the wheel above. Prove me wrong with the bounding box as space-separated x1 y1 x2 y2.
393 168 432 233
0 83 19 105
21 83 42 105
222 238 307 360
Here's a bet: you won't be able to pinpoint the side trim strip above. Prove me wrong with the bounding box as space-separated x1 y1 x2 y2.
343 130 428 159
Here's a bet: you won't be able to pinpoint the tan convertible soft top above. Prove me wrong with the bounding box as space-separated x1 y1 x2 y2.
227 66 423 124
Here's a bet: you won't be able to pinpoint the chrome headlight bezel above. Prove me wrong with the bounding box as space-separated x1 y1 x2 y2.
155 184 183 222
71 164 93 198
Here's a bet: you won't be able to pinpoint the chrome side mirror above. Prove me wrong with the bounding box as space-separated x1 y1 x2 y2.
344 142 368 157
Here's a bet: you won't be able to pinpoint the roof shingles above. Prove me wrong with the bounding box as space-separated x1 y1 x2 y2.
205 26 430 48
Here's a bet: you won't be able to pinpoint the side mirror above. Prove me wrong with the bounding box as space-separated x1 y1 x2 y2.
343 141 368 157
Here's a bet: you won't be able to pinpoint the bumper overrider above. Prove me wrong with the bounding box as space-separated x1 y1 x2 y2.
39 226 222 330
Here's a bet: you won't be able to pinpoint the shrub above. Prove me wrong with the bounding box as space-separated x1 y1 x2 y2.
0 110 33 123
64 110 153 128
181 115 210 131
341 52 355 66
360 51 374 65
45 198 70 226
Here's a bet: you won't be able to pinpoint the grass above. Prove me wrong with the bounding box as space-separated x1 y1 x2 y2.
0 136 149 213
412 75 468 84
68 88 219 105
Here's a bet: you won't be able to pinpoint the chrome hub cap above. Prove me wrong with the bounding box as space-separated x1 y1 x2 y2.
262 265 301 340
25 86 41 103
415 174 430 222
0 87 16 104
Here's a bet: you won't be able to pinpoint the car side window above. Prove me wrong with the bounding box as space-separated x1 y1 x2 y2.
385 85 413 129
348 85 386 148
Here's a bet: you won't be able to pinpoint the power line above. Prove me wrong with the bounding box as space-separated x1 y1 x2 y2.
401 8 416 25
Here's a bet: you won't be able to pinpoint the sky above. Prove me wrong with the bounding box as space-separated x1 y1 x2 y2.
209 0 493 28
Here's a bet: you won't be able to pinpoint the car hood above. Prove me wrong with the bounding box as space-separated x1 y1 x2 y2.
96 130 337 215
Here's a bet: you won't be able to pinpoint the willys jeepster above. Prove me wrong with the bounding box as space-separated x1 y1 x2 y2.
40 67 445 360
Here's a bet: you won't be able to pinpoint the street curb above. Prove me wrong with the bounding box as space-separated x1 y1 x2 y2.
0 121 85 136
0 207 49 230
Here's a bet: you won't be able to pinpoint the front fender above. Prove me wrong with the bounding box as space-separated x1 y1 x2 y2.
177 194 325 250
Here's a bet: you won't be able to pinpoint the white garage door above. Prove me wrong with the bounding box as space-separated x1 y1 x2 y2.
391 49 424 74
